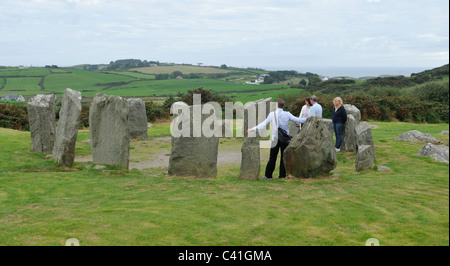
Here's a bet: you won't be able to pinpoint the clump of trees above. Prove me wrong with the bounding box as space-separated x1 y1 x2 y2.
107 59 160 70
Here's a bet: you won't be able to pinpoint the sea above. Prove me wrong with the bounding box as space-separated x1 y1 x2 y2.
262 66 432 79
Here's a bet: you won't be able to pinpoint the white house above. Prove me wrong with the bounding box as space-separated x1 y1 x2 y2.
1 94 25 102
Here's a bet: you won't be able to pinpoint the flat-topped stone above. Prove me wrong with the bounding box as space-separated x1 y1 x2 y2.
27 94 56 153
89 93 130 169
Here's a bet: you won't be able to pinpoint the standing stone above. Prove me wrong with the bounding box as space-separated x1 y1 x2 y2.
89 94 130 169
284 116 337 178
289 121 300 141
341 114 358 152
127 98 148 139
355 121 375 151
52 89 82 167
239 136 260 180
344 104 361 124
417 143 449 164
239 100 265 180
355 145 375 172
322 119 334 139
168 104 219 178
27 94 56 153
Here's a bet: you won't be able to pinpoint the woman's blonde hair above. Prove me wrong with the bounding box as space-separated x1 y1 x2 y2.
333 97 343 108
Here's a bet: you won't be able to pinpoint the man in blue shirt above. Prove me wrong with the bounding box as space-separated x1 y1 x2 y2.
248 98 305 179
308 95 322 118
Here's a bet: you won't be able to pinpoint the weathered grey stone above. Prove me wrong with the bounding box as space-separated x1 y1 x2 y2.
355 145 375 172
440 131 449 135
289 121 300 141
341 114 357 152
396 130 441 144
378 166 392 172
355 122 375 151
322 119 334 138
284 116 337 178
168 104 219 178
331 173 341 178
93 165 107 170
238 99 273 180
89 94 130 169
344 104 361 124
239 136 260 180
52 89 81 167
417 143 449 164
127 98 148 139
27 94 56 153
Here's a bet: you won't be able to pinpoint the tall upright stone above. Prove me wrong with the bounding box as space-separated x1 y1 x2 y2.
168 103 220 178
52 89 82 167
89 94 130 169
27 94 56 153
289 121 300 141
127 98 148 139
239 136 260 180
284 116 337 178
355 122 375 151
322 119 334 138
341 114 357 152
239 101 262 180
344 104 361 124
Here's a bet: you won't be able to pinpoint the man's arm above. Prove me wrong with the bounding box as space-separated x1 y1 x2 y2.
248 112 272 132
289 112 307 124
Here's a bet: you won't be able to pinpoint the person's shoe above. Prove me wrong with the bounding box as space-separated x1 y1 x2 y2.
335 148 340 152
262 176 273 180
279 176 286 179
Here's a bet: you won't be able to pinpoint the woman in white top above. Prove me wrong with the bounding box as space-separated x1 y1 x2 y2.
297 97 312 128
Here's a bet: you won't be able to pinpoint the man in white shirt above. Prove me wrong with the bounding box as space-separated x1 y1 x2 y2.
248 98 305 179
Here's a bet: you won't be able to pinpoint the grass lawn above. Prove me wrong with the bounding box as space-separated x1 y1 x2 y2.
0 121 448 246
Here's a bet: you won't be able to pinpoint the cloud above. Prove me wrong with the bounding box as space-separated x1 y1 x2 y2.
0 0 448 67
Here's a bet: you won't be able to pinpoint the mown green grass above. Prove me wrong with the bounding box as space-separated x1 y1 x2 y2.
0 121 448 246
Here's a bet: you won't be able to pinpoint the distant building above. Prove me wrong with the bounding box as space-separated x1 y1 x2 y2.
1 94 25 102
197 63 203 67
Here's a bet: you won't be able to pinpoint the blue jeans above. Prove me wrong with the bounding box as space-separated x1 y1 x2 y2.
333 123 344 149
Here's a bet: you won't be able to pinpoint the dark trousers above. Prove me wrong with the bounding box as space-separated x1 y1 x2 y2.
265 141 289 178
333 122 344 149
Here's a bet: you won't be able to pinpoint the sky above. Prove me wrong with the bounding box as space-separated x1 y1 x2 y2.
0 0 449 69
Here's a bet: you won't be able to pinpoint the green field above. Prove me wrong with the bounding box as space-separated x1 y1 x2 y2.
0 121 448 245
0 68 51 77
0 67 292 103
3 77 42 95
